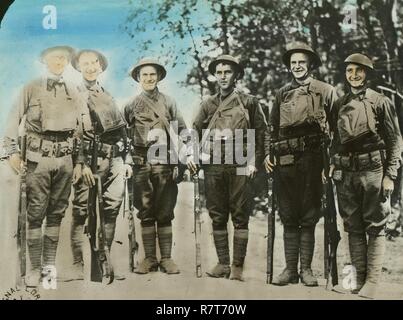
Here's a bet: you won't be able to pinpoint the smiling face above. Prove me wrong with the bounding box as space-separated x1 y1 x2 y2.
290 52 310 80
78 52 103 82
139 65 159 92
44 49 69 76
215 63 237 91
345 63 367 89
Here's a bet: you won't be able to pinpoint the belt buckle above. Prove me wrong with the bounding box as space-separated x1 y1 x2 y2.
52 142 60 157
41 140 53 157
299 137 305 152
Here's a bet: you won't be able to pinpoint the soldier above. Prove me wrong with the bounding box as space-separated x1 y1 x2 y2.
265 42 338 286
123 58 186 274
187 55 268 281
68 49 132 281
329 53 402 298
4 46 85 287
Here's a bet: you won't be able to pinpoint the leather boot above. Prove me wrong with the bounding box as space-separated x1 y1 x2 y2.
25 228 42 287
273 226 299 286
358 234 386 299
299 226 318 287
206 229 230 278
348 233 367 293
230 229 248 281
136 225 159 274
158 225 179 274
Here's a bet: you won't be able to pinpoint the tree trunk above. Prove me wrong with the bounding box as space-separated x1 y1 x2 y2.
220 4 230 54
373 0 403 91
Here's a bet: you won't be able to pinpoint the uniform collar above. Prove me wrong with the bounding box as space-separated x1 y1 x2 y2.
84 79 103 92
141 87 160 101
290 76 313 90
46 71 64 82
348 86 367 101
46 74 66 92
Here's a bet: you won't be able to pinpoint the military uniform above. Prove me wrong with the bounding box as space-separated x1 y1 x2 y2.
124 58 186 274
3 46 84 286
192 55 268 281
269 42 338 286
330 53 402 298
69 50 130 280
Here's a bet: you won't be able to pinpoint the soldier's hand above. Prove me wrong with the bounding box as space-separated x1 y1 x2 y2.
8 153 22 174
264 154 276 173
246 165 257 179
186 155 198 174
82 164 95 187
328 164 335 178
382 175 394 201
172 166 179 181
124 164 133 179
72 164 82 185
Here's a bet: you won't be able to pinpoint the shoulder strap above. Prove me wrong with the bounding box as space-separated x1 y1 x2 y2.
234 91 251 128
365 88 381 105
142 94 172 133
142 94 183 156
200 91 238 148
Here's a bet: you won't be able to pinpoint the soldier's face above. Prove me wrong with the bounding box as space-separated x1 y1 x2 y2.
78 52 102 82
215 63 236 91
44 50 69 75
290 52 310 80
346 63 366 88
139 65 159 92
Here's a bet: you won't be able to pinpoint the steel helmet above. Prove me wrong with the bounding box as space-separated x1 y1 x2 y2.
72 49 108 72
208 54 245 79
130 58 167 82
282 41 322 70
344 53 374 70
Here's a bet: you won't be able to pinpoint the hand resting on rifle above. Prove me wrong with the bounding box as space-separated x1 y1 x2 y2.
264 154 276 173
72 164 82 185
82 164 96 187
8 153 22 174
186 155 198 175
382 175 394 201
123 164 133 179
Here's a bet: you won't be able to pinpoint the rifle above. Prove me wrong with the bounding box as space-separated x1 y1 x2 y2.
266 129 276 284
96 175 114 284
193 172 202 278
321 136 341 290
86 129 114 284
125 176 139 272
16 135 27 287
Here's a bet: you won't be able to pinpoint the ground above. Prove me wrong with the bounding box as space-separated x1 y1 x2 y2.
1 161 403 300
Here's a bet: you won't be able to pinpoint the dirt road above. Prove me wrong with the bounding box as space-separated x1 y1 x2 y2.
1 163 402 300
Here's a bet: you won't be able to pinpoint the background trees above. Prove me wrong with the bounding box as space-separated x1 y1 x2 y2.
123 0 402 106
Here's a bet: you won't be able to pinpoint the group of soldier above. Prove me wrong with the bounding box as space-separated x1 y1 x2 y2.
2 40 401 300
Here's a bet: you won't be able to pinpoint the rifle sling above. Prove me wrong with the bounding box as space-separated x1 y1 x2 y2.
142 95 182 157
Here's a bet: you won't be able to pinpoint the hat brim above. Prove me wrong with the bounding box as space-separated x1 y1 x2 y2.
208 59 244 79
72 50 108 72
131 64 167 82
343 62 375 78
40 46 75 63
282 49 322 70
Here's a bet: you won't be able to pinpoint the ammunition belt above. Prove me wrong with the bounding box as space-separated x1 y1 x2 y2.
130 146 175 165
28 131 74 142
273 135 322 156
26 134 73 159
332 149 386 171
83 140 123 159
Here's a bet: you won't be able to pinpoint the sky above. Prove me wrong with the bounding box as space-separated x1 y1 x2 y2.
0 0 214 133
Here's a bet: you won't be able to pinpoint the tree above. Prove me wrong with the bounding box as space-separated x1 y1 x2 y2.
123 0 403 99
